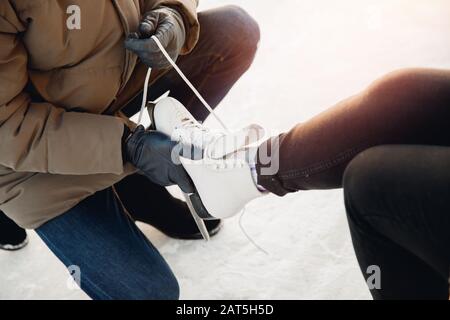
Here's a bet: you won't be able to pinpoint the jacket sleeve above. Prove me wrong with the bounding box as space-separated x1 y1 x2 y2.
0 5 127 175
142 0 200 54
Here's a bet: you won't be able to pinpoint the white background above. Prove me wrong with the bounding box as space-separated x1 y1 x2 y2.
1 0 449 299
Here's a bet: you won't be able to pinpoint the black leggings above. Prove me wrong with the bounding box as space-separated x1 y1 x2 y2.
344 145 450 299
257 68 450 299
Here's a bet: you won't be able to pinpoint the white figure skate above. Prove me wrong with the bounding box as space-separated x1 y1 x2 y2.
148 97 266 240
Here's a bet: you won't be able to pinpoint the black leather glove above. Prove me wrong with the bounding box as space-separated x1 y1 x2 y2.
124 126 194 194
124 7 186 69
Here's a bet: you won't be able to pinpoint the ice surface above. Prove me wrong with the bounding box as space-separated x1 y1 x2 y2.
1 0 449 300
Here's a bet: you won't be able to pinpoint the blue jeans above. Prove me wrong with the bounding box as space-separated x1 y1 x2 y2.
35 6 260 300
36 188 179 300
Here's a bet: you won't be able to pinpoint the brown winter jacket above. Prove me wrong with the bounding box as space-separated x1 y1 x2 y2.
0 0 199 228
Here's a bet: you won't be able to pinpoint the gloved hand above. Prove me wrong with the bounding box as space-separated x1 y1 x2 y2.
124 126 194 194
124 7 186 69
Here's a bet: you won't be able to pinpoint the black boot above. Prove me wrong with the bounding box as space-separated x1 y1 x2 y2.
115 174 222 240
0 211 28 251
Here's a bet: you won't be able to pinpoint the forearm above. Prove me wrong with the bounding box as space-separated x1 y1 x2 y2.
0 93 128 175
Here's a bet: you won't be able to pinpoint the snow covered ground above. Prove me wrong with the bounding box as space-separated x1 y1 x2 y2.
1 0 450 300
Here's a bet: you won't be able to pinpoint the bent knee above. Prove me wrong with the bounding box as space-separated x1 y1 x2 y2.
223 5 261 47
365 68 450 102
203 5 260 62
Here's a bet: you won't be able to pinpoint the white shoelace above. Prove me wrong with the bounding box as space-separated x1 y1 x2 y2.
137 36 229 133
136 36 268 255
173 120 227 160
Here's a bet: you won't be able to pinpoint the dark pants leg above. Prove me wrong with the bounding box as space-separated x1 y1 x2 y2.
257 68 450 194
343 145 450 299
255 68 450 299
118 6 260 222
36 188 179 300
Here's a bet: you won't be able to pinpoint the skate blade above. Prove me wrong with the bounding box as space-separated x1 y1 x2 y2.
184 193 210 242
